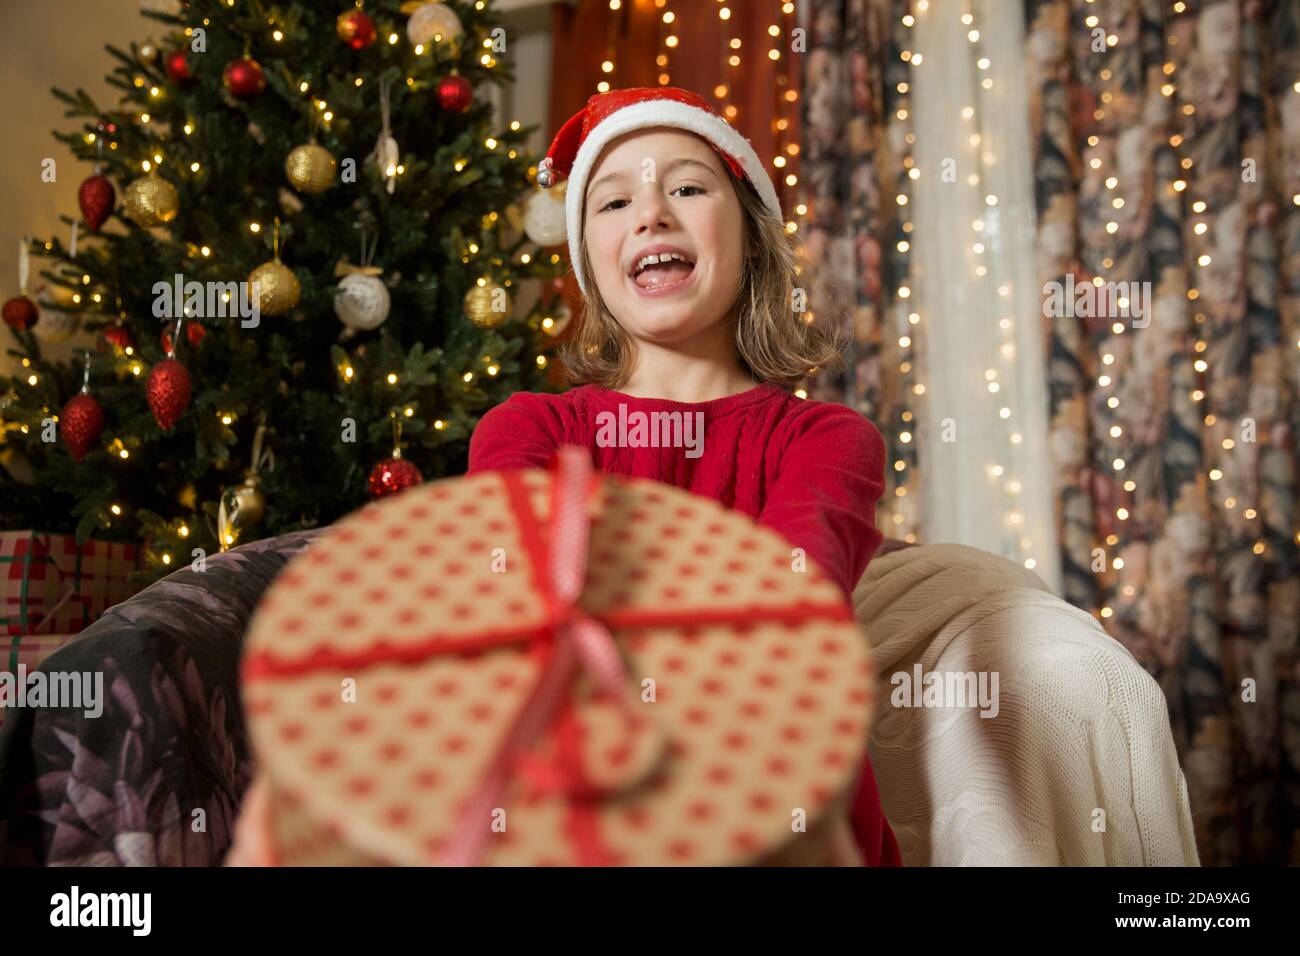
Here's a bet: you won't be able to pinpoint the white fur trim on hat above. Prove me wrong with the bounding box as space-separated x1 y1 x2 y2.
563 99 783 296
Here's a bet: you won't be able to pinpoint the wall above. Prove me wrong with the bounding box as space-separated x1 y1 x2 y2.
0 0 155 378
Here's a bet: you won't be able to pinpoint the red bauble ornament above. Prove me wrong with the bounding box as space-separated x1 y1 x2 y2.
367 456 423 498
437 75 473 113
165 50 194 85
3 296 38 331
223 58 266 98
60 391 105 462
337 9 377 49
146 357 192 430
161 321 205 353
78 174 116 231
99 323 135 351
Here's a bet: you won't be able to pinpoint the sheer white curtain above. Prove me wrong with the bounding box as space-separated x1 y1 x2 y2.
908 0 1062 595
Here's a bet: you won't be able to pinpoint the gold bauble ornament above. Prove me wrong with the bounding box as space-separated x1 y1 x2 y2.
139 39 159 64
248 260 301 316
285 143 337 194
228 475 266 526
217 476 266 551
217 422 274 551
463 282 511 329
123 173 179 227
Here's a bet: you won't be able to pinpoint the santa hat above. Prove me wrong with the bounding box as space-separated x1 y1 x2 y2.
536 86 783 296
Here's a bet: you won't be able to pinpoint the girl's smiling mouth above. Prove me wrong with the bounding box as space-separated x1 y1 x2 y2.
629 248 697 296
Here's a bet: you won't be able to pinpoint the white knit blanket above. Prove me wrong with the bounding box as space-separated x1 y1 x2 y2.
852 543 1201 866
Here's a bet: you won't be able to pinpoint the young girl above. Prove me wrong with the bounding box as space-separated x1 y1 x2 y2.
228 87 900 867
467 86 900 867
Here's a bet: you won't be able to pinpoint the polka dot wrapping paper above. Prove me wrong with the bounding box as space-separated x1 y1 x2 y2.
241 446 876 866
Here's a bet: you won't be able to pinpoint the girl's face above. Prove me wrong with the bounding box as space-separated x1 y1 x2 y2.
583 128 747 347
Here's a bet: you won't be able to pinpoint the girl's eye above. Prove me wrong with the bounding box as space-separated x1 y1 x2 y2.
597 185 703 213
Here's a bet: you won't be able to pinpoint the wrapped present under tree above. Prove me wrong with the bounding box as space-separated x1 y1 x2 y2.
1 530 141 638
0 631 86 729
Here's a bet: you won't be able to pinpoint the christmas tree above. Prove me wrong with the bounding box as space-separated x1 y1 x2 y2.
0 0 571 584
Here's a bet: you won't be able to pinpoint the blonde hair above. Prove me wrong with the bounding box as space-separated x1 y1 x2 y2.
558 173 845 390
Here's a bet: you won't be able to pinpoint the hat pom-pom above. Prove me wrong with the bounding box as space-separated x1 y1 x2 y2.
536 156 556 188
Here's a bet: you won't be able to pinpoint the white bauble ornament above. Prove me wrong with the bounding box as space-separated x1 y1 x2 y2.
407 3 464 47
524 183 567 246
334 274 391 331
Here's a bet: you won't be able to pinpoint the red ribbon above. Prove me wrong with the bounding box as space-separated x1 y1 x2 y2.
243 445 853 866
437 447 663 865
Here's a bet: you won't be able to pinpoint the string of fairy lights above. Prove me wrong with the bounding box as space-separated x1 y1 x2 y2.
600 0 801 228
719 2 734 120
592 2 925 548
526 0 1288 596
18 2 1289 579
888 7 921 547
878 0 1295 606
1083 0 1135 618
771 3 800 230
895 1 1039 567
1165 0 1276 589
1077 0 1279 621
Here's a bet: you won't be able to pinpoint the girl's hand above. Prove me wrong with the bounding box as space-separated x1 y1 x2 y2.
223 772 276 867
823 810 866 866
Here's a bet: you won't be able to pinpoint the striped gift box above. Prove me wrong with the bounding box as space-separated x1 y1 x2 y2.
0 531 141 638
0 632 82 728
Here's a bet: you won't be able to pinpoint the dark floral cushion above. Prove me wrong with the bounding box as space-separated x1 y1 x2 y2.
0 529 324 866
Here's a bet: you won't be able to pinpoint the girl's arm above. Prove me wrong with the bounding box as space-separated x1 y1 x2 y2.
757 404 887 599
467 392 563 474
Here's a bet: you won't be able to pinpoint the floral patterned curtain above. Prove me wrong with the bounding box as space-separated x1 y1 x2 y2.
803 0 1299 865
1026 0 1298 866
802 0 916 526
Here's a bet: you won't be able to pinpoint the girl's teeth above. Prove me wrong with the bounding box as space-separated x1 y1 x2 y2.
634 259 693 289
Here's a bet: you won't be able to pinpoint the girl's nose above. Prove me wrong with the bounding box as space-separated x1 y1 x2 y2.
634 188 675 233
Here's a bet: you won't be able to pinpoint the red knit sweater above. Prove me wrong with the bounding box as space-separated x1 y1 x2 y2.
467 382 901 866
468 382 886 598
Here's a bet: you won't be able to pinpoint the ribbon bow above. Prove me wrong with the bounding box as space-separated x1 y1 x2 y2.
438 446 667 865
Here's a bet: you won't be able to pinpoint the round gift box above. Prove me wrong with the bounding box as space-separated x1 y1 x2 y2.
241 453 876 866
